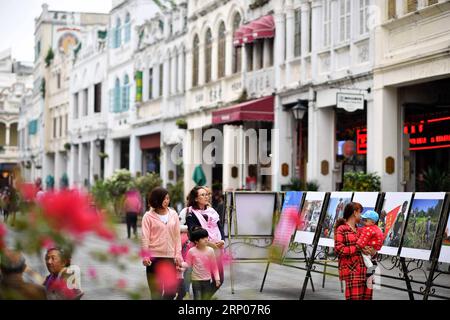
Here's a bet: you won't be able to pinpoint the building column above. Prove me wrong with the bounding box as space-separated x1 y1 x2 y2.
225 31 233 77
285 0 295 84
310 1 321 80
105 138 114 178
223 124 241 191
54 151 63 189
307 105 335 191
198 42 205 86
368 87 399 191
171 54 177 95
89 141 96 186
211 32 219 82
68 144 77 187
183 129 194 198
177 49 185 93
5 124 10 146
271 96 294 191
163 57 170 98
274 8 286 89
129 134 142 176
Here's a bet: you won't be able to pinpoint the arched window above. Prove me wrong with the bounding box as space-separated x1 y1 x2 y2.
114 78 121 112
115 18 122 48
204 29 212 83
218 22 226 78
192 35 199 87
0 123 6 146
10 123 18 146
122 74 130 111
124 12 131 43
232 13 242 73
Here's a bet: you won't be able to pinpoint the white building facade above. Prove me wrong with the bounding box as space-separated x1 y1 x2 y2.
1 50 33 187
69 24 109 189
132 1 188 187
372 0 450 192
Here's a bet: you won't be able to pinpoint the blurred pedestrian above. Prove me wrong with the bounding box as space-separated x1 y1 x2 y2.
0 249 47 300
141 187 182 300
43 247 83 300
124 188 142 239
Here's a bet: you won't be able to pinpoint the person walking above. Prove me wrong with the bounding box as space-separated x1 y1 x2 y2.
141 187 182 300
124 188 142 239
334 202 377 300
182 227 220 300
185 186 225 297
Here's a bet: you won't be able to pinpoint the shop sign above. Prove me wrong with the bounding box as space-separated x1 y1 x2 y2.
408 117 450 151
357 128 367 155
336 93 364 112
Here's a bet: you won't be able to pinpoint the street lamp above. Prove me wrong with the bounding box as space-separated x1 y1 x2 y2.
292 101 308 183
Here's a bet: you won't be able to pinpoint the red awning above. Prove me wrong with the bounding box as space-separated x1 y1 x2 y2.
212 96 274 125
233 15 275 47
252 15 274 40
140 133 160 150
233 29 244 46
241 24 255 44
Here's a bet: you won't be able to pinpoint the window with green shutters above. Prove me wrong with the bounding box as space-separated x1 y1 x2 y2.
122 74 130 111
28 120 38 135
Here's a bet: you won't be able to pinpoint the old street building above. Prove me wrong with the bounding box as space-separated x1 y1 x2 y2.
1 50 32 187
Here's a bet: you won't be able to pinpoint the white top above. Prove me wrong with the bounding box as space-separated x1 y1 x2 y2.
157 213 169 224
178 207 188 232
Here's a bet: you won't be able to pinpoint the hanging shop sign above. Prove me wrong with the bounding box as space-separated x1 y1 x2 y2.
135 71 143 102
336 92 365 112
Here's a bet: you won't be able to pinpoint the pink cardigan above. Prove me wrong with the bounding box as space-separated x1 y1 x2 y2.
141 208 182 261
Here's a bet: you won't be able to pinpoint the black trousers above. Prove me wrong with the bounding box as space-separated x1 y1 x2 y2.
192 280 213 300
125 212 138 238
146 258 177 300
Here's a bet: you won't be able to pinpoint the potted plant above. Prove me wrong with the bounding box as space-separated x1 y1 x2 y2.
176 119 188 129
64 142 71 151
99 152 109 159
45 47 54 67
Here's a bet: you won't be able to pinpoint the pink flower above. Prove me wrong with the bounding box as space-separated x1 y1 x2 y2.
0 223 6 250
139 248 153 259
155 261 179 294
87 267 98 280
37 189 114 238
108 244 129 256
40 237 55 250
116 279 127 289
17 183 38 202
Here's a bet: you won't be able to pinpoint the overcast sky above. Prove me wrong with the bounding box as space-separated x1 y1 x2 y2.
0 0 112 63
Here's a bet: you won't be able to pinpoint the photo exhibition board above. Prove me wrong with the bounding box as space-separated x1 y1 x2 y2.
400 192 446 261
233 192 277 236
294 192 327 245
351 192 379 214
378 192 413 256
439 208 450 263
273 191 303 254
318 192 353 247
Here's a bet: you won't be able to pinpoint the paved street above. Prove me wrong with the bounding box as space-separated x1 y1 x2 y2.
8 223 449 300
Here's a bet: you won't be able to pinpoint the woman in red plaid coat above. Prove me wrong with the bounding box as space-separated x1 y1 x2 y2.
334 202 377 300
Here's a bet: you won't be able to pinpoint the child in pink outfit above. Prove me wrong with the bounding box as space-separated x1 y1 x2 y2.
181 227 220 300
356 210 384 276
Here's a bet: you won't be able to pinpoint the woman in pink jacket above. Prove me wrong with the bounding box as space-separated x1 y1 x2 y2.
141 187 182 300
